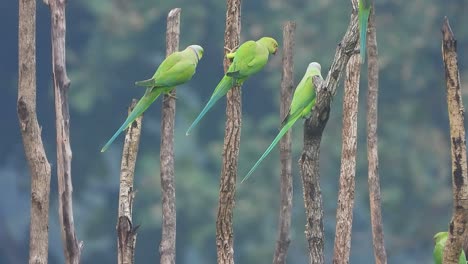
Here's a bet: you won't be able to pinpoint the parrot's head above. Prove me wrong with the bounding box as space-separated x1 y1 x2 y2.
306 62 322 78
434 232 448 244
258 37 279 55
188 45 204 61
307 62 322 72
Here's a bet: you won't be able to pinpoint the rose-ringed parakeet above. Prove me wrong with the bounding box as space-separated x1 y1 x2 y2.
241 62 323 183
358 0 371 63
185 37 278 135
101 45 204 152
433 231 467 264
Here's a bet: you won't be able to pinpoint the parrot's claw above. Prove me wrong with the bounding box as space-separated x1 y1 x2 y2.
224 45 238 54
164 93 178 101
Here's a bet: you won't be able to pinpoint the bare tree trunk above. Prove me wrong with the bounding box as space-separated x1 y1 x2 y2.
441 17 468 264
273 21 296 264
18 1 52 263
366 2 387 264
216 0 241 263
45 0 83 263
159 8 181 264
117 99 143 264
332 53 360 264
299 2 359 263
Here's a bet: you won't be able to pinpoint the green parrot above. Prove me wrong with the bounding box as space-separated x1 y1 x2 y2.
433 231 467 264
358 0 371 63
185 37 278 135
241 62 323 183
101 45 204 152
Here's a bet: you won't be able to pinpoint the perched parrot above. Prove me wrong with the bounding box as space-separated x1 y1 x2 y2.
433 231 467 264
100 45 204 152
241 62 323 183
185 37 279 135
358 0 371 63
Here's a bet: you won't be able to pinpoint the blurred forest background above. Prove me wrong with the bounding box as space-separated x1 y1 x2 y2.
2 0 468 263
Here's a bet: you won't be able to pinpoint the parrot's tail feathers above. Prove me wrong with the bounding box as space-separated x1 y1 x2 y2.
241 115 300 183
186 76 234 136
135 78 156 87
281 113 291 128
101 89 161 152
359 10 370 63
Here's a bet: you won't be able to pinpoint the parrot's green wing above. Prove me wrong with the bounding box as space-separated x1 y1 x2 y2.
358 0 371 63
227 41 268 78
282 75 316 126
135 50 196 88
101 87 164 152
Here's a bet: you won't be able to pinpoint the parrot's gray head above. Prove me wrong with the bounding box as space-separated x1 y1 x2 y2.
188 45 204 61
308 62 321 72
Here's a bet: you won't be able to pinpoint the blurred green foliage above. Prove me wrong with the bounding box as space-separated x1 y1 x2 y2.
2 0 468 263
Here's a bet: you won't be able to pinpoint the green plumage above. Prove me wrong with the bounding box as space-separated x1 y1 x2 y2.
101 45 204 152
241 62 322 183
358 0 371 63
433 232 467 264
185 37 278 135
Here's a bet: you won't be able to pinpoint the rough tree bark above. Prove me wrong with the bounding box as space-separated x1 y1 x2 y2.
18 0 52 263
332 53 360 264
45 0 83 263
366 2 388 264
117 99 143 264
299 1 359 263
441 17 468 264
159 8 181 264
273 21 296 264
216 0 241 263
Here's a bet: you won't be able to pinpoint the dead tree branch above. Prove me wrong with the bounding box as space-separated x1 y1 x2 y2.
216 0 241 263
366 2 387 264
332 53 361 264
159 8 181 264
441 17 468 264
273 21 296 264
299 2 359 263
46 0 82 262
117 99 143 264
18 0 52 263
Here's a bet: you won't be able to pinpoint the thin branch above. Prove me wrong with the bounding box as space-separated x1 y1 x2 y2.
216 0 241 263
366 2 387 263
441 17 468 264
159 8 181 264
48 0 82 263
273 21 296 264
117 99 143 264
332 53 361 264
18 0 52 263
299 4 359 264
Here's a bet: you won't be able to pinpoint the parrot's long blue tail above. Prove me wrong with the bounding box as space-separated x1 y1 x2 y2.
185 75 236 135
241 114 301 183
101 88 162 152
359 9 370 63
